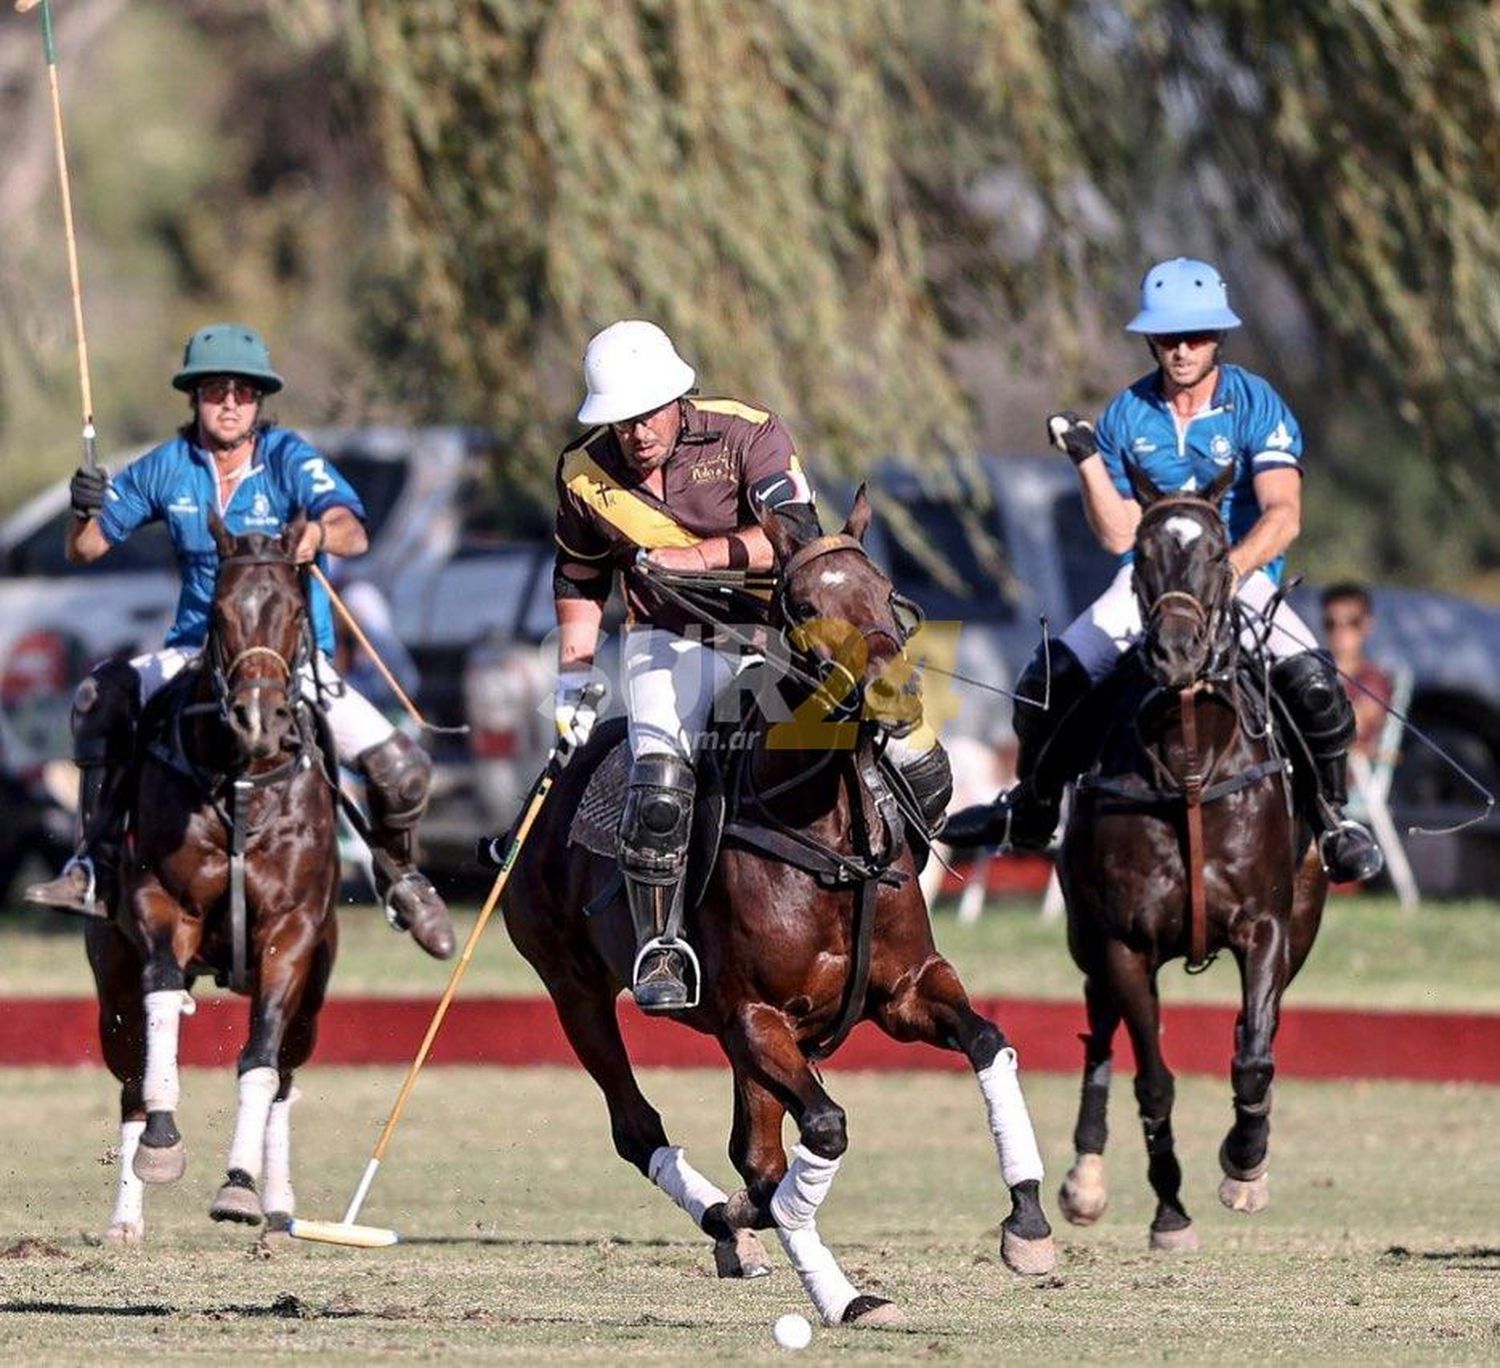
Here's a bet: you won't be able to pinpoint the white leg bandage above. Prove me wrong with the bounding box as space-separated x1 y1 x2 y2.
977 1047 1045 1187
142 990 187 1113
771 1145 858 1325
226 1067 280 1179
260 1086 299 1216
109 1119 146 1232
648 1145 727 1229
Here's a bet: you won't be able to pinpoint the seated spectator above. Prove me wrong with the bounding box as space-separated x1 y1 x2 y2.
1320 582 1392 759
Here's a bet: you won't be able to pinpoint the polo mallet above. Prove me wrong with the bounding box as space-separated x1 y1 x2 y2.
17 0 99 471
309 563 468 736
288 716 590 1248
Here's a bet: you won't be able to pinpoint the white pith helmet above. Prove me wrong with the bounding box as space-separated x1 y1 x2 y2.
576 320 696 425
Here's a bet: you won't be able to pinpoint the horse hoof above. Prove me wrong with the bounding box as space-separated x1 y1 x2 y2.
714 1228 772 1279
841 1294 904 1328
1058 1153 1108 1226
1218 1139 1270 1183
1001 1227 1058 1276
1149 1222 1200 1252
132 1140 185 1185
105 1221 144 1245
210 1171 264 1225
1218 1172 1269 1214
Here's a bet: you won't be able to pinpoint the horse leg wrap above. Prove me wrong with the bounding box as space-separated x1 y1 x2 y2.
226 1067 280 1181
976 1048 1045 1187
108 1119 146 1235
648 1145 727 1229
142 990 187 1113
260 1087 300 1218
770 1143 841 1230
771 1145 861 1318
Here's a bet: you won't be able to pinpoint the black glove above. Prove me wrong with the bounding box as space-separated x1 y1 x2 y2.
1046 412 1098 466
69 464 109 520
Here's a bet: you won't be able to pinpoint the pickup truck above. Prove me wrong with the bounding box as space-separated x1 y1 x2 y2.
2 435 1496 894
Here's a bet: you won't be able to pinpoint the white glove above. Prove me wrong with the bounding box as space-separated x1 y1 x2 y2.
554 672 601 759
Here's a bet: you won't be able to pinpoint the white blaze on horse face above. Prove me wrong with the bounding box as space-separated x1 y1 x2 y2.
1163 515 1205 548
818 568 848 588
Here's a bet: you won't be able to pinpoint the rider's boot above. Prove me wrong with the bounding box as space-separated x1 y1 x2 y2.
942 645 1094 850
25 662 138 919
619 754 697 1014
1271 652 1384 883
886 724 954 833
356 733 456 959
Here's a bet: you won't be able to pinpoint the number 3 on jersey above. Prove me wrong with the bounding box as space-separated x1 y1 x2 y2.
301 457 337 495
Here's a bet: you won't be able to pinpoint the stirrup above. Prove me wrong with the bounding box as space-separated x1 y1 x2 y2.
631 936 701 1010
24 854 106 918
1318 819 1384 883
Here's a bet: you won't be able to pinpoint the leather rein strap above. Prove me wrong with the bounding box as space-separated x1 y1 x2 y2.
1179 686 1209 970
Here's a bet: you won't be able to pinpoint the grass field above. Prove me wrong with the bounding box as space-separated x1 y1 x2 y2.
3 893 1496 1010
0 1066 1495 1362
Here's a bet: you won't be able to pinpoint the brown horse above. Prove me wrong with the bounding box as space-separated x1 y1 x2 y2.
84 516 339 1242
502 490 1055 1329
1054 466 1327 1250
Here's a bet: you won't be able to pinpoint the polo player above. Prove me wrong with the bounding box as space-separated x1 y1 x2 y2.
551 320 952 1012
25 324 456 957
946 259 1382 884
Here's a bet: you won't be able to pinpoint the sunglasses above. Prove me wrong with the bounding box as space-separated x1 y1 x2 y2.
1323 613 1366 631
197 378 263 405
1150 331 1220 350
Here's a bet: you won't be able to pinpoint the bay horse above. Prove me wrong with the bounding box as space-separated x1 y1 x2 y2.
502 489 1056 1330
84 516 339 1241
1054 465 1328 1250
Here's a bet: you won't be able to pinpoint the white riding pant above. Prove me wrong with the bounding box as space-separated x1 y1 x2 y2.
621 627 751 762
129 646 397 760
1059 565 1318 684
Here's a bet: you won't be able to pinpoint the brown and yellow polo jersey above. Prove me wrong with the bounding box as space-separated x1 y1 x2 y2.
554 396 811 631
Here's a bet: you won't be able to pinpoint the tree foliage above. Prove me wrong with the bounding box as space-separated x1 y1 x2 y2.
355 0 1496 575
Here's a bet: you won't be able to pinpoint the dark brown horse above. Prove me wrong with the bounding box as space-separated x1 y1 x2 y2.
502 490 1056 1330
85 517 339 1242
1054 466 1327 1250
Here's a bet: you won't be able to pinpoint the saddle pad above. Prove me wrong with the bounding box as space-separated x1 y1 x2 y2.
569 739 632 858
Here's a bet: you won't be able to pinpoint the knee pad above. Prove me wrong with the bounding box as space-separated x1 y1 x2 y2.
1271 651 1355 757
356 732 433 829
620 754 695 882
1013 643 1090 752
72 661 140 768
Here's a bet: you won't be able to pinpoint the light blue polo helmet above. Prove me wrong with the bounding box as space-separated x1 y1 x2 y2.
1126 258 1242 334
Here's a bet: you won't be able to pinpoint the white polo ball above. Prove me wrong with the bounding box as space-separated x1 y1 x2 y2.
773 1312 813 1350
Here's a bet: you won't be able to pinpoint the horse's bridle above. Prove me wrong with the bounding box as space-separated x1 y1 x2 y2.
777 533 922 720
1133 495 1238 682
207 550 310 715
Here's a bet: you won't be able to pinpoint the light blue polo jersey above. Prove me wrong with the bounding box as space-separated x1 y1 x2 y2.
1095 363 1303 584
98 426 365 653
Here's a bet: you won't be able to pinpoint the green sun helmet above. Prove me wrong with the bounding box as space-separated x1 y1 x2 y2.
171 323 284 394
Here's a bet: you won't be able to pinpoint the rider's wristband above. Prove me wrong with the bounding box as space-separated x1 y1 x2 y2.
725 534 749 570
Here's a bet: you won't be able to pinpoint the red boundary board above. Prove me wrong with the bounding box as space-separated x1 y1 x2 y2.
1 996 1495 1082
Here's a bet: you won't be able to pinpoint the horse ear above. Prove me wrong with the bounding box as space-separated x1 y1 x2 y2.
759 506 805 568
842 483 873 544
282 511 308 556
207 511 235 559
1204 464 1236 508
1126 461 1164 507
